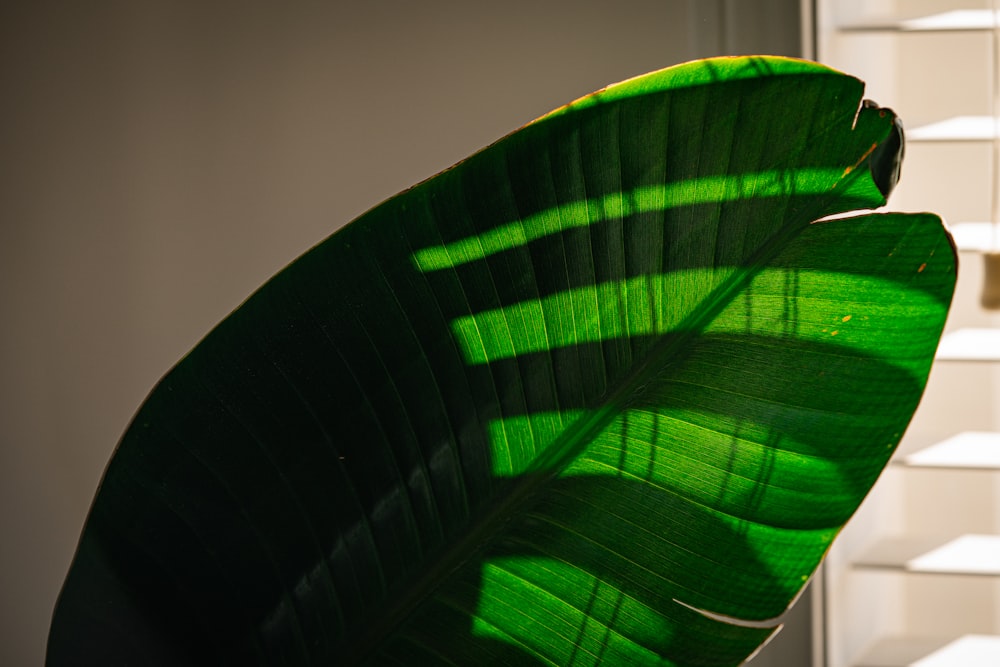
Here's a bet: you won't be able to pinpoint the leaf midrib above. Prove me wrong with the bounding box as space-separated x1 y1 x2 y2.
347 114 884 667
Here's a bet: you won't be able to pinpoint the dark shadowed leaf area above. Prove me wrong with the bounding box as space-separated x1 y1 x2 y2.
48 56 955 666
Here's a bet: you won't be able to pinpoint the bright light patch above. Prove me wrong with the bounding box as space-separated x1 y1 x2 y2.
450 271 719 365
471 558 670 665
486 412 585 477
411 169 844 272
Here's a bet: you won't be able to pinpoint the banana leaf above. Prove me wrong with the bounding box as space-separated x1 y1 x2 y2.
48 56 956 666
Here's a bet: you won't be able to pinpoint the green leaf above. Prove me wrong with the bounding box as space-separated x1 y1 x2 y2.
48 56 956 666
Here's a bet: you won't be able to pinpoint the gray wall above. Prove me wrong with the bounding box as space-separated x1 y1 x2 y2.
0 2 801 664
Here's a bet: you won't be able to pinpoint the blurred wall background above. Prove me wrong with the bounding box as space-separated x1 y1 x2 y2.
0 2 800 664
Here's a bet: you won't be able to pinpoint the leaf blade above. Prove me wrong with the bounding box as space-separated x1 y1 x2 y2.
49 57 955 667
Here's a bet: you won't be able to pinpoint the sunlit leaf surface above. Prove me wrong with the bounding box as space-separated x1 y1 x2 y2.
48 56 955 666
